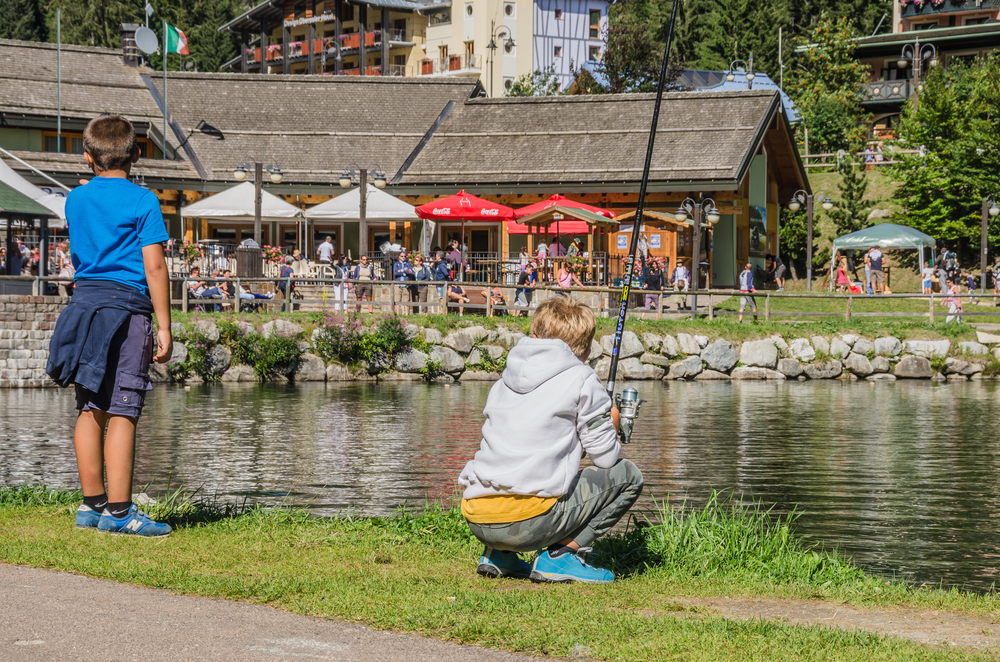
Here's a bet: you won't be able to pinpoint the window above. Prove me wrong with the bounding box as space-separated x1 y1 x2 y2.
394 54 406 65
464 40 474 62
554 8 562 18
428 7 450 25
341 3 353 20
43 133 84 154
504 3 515 17
589 9 601 38
588 46 600 61
465 3 473 16
554 45 562 57
438 45 448 66
965 16 989 25
912 21 938 30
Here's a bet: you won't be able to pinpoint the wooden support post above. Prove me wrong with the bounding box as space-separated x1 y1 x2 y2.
708 293 714 321
182 279 189 313
929 293 935 324
765 293 770 322
845 296 853 321
236 277 240 317
358 3 367 74
282 22 291 74
307 23 316 73
380 7 390 75
486 288 493 317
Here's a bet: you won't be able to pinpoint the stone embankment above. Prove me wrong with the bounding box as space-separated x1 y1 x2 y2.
0 295 64 388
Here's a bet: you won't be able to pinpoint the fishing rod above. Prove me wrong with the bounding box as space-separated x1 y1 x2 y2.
606 0 681 444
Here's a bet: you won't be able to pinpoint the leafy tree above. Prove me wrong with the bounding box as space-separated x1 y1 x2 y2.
677 0 791 79
827 148 872 236
0 0 47 41
504 65 560 97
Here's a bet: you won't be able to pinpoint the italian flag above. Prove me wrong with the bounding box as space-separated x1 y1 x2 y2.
165 24 189 55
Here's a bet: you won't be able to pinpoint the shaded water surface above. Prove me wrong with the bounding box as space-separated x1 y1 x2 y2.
2 380 1000 590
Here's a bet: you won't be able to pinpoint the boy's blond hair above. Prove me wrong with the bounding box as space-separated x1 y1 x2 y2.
530 296 596 359
83 114 137 172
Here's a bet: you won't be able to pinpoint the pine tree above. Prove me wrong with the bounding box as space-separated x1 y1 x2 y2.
0 0 47 41
827 149 872 237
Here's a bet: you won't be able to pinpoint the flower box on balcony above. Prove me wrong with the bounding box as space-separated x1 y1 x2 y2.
421 58 434 75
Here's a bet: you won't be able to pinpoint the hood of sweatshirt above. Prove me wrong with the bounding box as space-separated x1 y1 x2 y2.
502 337 585 394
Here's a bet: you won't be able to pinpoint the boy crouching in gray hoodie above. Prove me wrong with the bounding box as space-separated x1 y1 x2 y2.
458 296 644 583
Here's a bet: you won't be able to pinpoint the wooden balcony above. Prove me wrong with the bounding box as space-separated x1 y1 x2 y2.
901 0 998 18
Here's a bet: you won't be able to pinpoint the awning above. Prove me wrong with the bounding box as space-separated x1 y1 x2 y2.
0 157 67 227
181 181 301 222
305 184 418 221
831 223 935 252
0 180 56 218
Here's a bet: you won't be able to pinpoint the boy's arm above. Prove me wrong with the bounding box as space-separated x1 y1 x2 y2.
143 243 172 363
577 373 621 468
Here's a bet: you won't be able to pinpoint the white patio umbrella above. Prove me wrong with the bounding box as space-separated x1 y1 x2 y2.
181 181 301 222
305 184 424 252
0 157 67 228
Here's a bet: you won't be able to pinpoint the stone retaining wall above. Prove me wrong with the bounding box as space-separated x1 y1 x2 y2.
0 295 68 388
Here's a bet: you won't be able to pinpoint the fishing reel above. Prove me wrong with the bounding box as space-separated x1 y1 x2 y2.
614 387 643 444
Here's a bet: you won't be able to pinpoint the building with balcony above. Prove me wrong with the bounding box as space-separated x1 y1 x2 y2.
850 0 1000 135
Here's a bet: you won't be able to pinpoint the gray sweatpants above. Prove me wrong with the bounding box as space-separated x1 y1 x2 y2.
466 459 643 552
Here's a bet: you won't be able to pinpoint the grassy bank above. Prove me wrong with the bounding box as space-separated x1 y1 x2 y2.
2 485 998 661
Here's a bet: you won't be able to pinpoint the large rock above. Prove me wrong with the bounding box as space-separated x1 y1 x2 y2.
666 356 703 380
789 338 815 362
206 346 232 374
593 357 611 380
600 331 644 359
403 323 420 339
902 339 950 359
443 330 476 354
467 345 504 366
771 336 789 358
394 348 428 373
695 370 731 381
811 336 830 356
701 339 738 372
730 366 786 380
695 335 710 349
325 363 353 382
378 371 424 382
169 342 189 366
840 334 859 347
430 346 466 373
740 339 778 369
829 337 851 360
803 360 843 380
621 357 665 380
195 320 220 343
459 370 501 382
639 352 671 368
422 328 444 344
293 353 326 381
170 322 185 337
148 363 171 383
465 326 490 343
261 319 304 338
777 358 803 378
867 373 896 382
641 333 663 352
871 356 891 373
894 355 933 379
853 338 875 356
496 331 526 350
676 333 701 355
874 337 902 357
660 335 680 358
958 341 989 356
588 339 603 362
236 321 256 337
944 357 981 376
844 352 873 376
222 364 256 382
976 330 1000 345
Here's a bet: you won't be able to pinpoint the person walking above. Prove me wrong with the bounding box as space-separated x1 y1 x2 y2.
352 254 375 313
643 262 663 312
864 249 873 295
738 262 758 323
943 277 963 323
868 245 885 295
433 251 451 313
514 263 535 316
671 260 689 310
922 261 934 295
413 254 432 314
392 251 414 315
317 236 335 266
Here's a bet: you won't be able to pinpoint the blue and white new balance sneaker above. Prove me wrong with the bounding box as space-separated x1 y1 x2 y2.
530 548 614 584
97 505 172 537
75 504 104 529
477 547 532 579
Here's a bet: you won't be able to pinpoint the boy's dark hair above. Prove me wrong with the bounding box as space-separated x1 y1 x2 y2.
83 114 138 172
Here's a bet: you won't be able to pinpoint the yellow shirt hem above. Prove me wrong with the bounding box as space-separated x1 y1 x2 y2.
461 494 559 524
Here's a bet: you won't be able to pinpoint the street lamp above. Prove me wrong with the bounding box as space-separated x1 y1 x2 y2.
981 195 999 291
726 55 756 90
339 163 387 257
233 156 283 246
674 197 719 317
896 36 937 112
788 189 834 291
485 22 515 97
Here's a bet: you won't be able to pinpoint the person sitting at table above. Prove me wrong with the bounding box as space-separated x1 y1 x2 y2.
480 285 506 317
447 283 469 316
220 269 238 300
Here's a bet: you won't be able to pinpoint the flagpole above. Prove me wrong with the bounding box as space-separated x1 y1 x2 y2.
162 19 167 160
56 8 61 153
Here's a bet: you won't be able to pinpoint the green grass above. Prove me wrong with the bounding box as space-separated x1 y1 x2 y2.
2 484 999 661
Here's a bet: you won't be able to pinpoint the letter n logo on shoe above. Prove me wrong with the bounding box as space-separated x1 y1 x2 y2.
125 519 143 533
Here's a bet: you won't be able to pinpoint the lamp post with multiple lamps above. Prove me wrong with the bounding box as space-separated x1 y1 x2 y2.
788 190 834 291
338 164 387 257
233 157 283 246
674 197 720 317
726 55 755 90
485 22 515 97
982 195 1000 291
896 36 937 112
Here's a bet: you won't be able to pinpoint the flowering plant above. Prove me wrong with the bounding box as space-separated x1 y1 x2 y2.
181 241 204 266
261 244 284 265
563 254 589 271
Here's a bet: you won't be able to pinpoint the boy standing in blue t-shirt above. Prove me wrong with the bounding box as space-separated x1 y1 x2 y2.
47 114 173 536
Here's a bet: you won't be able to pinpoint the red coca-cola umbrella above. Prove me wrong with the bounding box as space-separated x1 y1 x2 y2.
513 194 616 219
416 191 514 260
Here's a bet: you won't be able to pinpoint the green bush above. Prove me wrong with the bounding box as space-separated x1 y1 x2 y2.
251 334 304 381
313 312 364 364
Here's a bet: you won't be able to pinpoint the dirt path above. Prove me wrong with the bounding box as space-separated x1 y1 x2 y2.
675 596 1000 651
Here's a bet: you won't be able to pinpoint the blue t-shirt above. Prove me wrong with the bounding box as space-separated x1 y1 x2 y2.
66 177 168 296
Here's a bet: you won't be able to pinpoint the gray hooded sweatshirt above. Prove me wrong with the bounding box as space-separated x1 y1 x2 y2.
458 337 620 499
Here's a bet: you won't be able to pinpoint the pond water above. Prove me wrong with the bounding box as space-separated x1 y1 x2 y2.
2 380 1000 590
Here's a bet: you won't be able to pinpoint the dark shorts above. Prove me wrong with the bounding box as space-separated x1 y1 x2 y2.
355 283 372 300
774 264 786 279
75 314 154 418
871 270 885 285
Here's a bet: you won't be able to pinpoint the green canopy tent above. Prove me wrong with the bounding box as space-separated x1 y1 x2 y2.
1 180 58 293
829 223 936 291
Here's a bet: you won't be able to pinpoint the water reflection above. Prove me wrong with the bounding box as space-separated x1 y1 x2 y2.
1 380 999 589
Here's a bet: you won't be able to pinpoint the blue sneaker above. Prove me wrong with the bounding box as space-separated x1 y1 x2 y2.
530 548 614 584
477 547 532 579
75 504 104 529
97 505 172 537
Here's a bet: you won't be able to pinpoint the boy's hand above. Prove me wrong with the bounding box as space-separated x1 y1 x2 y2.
154 328 172 363
611 406 621 433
